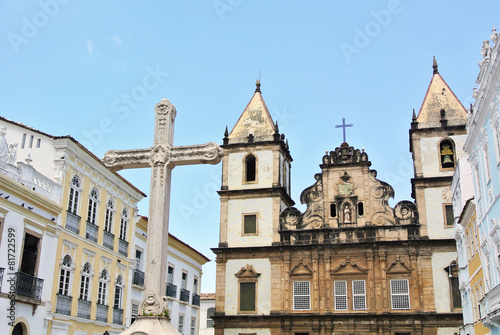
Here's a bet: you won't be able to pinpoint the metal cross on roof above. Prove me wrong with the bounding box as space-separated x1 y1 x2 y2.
335 117 353 143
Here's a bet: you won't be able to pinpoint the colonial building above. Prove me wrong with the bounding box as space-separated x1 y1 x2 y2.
213 71 464 334
0 125 62 335
463 26 500 335
452 155 488 335
129 216 209 335
0 116 147 335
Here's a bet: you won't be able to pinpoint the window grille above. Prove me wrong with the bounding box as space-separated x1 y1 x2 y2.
352 280 366 310
334 281 347 310
178 315 184 334
293 281 311 310
390 279 410 309
97 269 108 305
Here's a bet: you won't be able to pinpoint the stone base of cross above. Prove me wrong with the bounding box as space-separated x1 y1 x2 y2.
102 99 223 335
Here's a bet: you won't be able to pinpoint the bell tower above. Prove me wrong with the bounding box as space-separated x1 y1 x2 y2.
410 57 468 238
218 80 294 248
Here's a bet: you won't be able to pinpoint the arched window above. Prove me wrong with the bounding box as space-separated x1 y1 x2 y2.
79 262 91 301
245 154 256 182
440 139 455 168
87 188 99 225
114 275 123 309
68 175 81 214
358 202 364 216
59 255 72 296
119 208 128 241
12 322 26 335
97 269 108 305
104 199 114 233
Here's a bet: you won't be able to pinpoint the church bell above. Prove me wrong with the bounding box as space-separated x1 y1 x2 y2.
442 154 453 167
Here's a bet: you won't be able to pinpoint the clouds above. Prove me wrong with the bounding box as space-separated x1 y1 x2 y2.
86 39 94 56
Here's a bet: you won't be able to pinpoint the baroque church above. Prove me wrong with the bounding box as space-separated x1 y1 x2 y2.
213 59 466 335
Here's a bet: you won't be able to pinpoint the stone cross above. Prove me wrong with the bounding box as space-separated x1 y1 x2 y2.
335 117 353 143
102 99 223 317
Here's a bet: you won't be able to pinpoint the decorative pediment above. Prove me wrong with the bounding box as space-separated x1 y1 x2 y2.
235 264 261 278
331 258 368 274
290 259 314 276
386 256 412 274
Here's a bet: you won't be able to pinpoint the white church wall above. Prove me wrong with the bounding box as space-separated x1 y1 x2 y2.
432 251 456 313
227 150 274 190
419 135 466 178
224 258 271 316
227 198 274 247
425 187 454 239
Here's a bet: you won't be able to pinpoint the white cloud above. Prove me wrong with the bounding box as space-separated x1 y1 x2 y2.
86 39 94 56
113 35 123 47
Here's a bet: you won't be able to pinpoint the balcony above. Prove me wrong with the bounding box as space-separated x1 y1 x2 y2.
0 268 4 292
113 307 124 325
85 221 98 242
56 294 72 315
118 238 129 257
166 283 177 298
15 272 44 302
133 269 145 287
180 289 190 303
96 304 109 322
192 293 200 306
78 299 91 319
103 230 115 250
66 211 81 234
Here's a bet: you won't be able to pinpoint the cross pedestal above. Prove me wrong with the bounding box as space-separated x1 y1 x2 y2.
102 99 223 335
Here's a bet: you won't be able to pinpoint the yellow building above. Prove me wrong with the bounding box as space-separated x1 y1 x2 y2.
46 137 146 335
462 202 489 335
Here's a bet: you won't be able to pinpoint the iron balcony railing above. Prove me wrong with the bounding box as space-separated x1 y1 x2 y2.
118 238 129 257
66 210 81 234
103 230 115 250
78 299 91 319
192 293 200 306
15 271 44 302
113 307 124 325
180 288 190 303
0 268 4 292
166 283 177 298
133 269 145 287
85 221 98 242
56 294 72 315
96 303 109 322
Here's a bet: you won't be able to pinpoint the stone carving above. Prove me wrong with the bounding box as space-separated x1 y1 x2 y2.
386 256 412 274
492 26 498 45
393 201 418 225
235 264 261 278
331 258 368 274
482 40 491 59
279 144 420 245
299 173 324 229
322 142 369 166
0 128 18 165
102 99 223 322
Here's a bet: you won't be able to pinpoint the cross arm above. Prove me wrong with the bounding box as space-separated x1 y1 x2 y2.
170 142 223 167
102 148 153 171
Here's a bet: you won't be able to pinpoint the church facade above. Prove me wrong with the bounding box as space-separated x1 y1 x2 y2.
213 64 465 334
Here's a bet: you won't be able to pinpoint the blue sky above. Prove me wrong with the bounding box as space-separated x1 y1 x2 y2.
2 1 499 292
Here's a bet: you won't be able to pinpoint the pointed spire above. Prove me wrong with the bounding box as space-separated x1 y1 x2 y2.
255 79 261 93
433 56 438 74
273 121 280 141
412 108 416 121
223 126 229 145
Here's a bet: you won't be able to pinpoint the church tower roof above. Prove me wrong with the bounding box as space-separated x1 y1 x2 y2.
414 57 467 128
227 80 276 144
